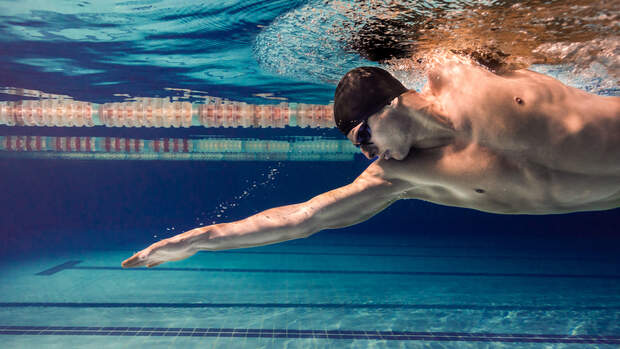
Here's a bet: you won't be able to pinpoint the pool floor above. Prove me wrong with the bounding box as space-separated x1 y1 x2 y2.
1 232 619 348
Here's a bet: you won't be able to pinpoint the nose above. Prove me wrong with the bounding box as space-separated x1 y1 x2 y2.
361 148 376 159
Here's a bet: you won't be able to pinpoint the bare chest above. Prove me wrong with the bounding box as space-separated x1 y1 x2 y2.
395 144 620 214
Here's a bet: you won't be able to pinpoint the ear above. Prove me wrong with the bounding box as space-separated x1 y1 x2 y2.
388 94 407 114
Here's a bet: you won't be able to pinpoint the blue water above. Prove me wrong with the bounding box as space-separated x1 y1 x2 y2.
1 0 620 348
0 0 331 104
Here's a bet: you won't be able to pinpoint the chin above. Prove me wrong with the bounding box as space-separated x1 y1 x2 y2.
395 149 409 160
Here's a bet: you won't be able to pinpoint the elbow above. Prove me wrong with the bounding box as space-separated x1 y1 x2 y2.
289 203 319 238
289 221 318 240
296 227 318 239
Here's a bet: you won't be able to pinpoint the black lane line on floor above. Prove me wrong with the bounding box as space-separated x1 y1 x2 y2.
0 326 618 344
1 302 618 311
35 261 620 279
202 251 618 262
35 261 82 276
76 266 620 279
109 249 619 262
283 242 620 253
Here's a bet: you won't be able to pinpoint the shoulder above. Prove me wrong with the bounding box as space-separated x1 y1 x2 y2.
362 146 455 188
356 159 414 193
426 62 494 96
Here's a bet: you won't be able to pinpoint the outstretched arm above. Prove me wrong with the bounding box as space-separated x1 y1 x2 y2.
122 163 408 268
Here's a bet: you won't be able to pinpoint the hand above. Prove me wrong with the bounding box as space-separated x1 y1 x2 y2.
121 232 199 268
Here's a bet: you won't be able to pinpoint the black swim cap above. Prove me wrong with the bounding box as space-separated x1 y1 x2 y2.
334 66 408 135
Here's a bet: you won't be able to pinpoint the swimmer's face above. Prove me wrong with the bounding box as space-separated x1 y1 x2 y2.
347 97 412 161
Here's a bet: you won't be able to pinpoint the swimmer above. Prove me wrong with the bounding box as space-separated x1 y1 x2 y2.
122 63 619 268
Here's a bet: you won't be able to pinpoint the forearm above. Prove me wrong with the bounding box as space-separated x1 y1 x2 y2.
186 202 317 251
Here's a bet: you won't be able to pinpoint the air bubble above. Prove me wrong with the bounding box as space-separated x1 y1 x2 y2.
191 164 282 227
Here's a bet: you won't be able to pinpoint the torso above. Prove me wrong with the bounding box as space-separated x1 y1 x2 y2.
380 63 620 214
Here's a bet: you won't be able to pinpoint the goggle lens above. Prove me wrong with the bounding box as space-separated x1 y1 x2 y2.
355 122 371 147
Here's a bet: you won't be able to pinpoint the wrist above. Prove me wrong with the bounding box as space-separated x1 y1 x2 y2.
188 225 222 251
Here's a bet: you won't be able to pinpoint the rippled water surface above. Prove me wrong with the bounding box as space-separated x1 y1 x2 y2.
0 0 328 103
257 0 618 94
1 0 618 103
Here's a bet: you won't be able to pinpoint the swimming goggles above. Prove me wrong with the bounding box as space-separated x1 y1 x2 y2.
353 121 372 148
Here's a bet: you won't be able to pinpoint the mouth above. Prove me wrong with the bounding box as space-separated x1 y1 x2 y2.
382 150 391 160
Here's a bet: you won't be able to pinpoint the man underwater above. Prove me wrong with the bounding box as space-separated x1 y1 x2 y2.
122 62 619 268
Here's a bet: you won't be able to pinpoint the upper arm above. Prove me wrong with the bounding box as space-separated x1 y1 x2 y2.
307 162 410 230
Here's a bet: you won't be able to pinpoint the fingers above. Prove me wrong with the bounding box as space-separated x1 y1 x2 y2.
147 261 164 268
121 256 141 268
122 237 189 268
121 252 149 268
123 254 165 268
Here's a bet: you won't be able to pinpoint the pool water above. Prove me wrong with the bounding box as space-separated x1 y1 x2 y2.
1 0 619 348
1 228 620 348
1 158 619 348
